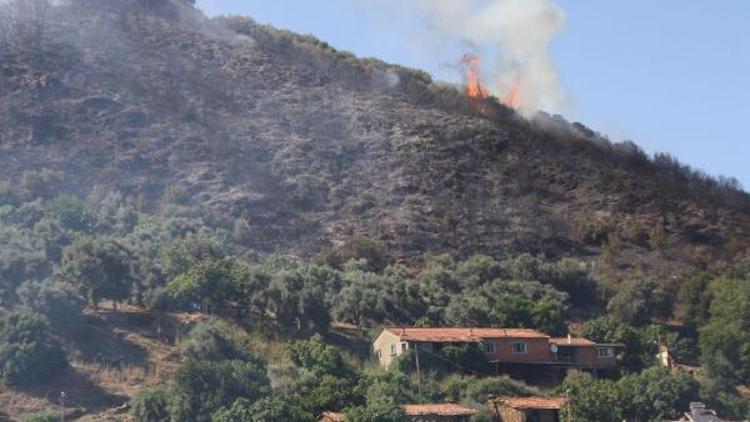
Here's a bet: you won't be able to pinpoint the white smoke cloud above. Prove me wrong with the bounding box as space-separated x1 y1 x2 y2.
407 0 567 115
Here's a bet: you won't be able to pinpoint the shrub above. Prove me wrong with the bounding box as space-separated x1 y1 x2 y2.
21 169 63 199
286 334 354 379
58 237 136 309
130 388 170 422
606 279 672 326
22 410 58 422
16 279 85 333
180 319 261 365
0 181 19 207
213 395 315 422
0 312 67 386
169 359 271 422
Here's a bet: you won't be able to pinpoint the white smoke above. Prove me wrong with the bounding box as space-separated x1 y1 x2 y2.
408 0 567 115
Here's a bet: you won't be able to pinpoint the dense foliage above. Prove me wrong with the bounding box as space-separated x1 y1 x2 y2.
0 311 67 386
0 187 748 419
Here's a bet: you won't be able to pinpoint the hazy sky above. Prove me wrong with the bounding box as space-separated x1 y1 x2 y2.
197 0 750 189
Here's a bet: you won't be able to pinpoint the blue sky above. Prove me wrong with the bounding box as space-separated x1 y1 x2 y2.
197 0 750 188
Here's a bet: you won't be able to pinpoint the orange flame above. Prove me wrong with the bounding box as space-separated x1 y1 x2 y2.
461 54 489 99
504 80 521 109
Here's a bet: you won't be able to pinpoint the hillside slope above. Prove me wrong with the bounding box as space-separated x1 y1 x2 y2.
1 0 748 281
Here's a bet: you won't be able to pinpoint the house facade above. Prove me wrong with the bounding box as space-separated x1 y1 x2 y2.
373 327 618 369
488 396 567 422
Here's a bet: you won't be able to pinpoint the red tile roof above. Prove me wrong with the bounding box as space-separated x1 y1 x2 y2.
549 337 597 346
403 404 477 416
490 396 567 410
386 327 549 342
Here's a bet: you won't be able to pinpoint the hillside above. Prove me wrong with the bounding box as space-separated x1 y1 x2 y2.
1 1 749 282
3 2 750 420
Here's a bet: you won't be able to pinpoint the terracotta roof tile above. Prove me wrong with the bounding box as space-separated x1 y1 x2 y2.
402 404 477 416
386 327 549 342
490 396 567 410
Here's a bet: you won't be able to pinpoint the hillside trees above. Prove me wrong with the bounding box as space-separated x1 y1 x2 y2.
699 277 750 385
0 312 67 386
59 237 136 310
130 388 171 422
607 278 671 326
169 359 271 422
266 270 330 335
562 368 697 422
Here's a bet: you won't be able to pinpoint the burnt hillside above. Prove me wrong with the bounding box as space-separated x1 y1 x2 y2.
1 0 748 281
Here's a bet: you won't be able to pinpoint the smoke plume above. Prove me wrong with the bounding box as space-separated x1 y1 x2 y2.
408 0 567 115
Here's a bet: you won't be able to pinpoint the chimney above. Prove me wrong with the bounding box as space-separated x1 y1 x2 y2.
402 328 406 336
567 333 572 345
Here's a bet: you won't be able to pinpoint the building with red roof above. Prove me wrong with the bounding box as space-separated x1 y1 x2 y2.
488 396 568 422
373 327 620 369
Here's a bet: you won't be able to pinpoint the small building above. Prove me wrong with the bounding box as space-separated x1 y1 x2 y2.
488 396 567 422
373 327 619 370
669 402 724 422
403 403 477 422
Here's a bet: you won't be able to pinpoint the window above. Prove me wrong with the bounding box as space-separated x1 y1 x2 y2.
377 349 382 358
482 342 496 353
596 347 613 358
512 342 527 354
401 342 409 352
390 343 397 356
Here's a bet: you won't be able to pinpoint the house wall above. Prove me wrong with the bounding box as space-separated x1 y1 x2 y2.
494 406 526 422
492 407 559 422
483 338 551 363
373 330 404 367
577 346 616 368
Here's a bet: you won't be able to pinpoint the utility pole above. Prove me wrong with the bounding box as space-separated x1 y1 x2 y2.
59 391 66 422
414 343 422 401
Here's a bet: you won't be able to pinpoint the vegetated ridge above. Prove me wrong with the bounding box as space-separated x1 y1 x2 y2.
1 0 748 282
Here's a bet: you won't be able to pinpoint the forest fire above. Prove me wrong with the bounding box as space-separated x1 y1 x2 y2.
504 81 521 109
461 54 522 110
461 54 489 99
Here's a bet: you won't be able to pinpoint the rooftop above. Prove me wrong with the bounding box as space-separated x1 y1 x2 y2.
403 403 478 416
489 396 568 410
385 327 549 342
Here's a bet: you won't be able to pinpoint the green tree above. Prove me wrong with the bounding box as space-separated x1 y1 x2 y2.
130 388 170 422
169 360 271 422
0 312 67 386
266 271 330 334
345 394 408 422
699 277 750 384
21 410 58 422
286 334 353 379
580 316 645 371
16 279 85 333
607 278 671 326
561 371 622 422
213 395 314 422
179 320 261 364
167 257 238 313
59 237 136 309
618 367 697 421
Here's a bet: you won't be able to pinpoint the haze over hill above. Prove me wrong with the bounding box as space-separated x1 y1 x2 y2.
1 0 748 280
